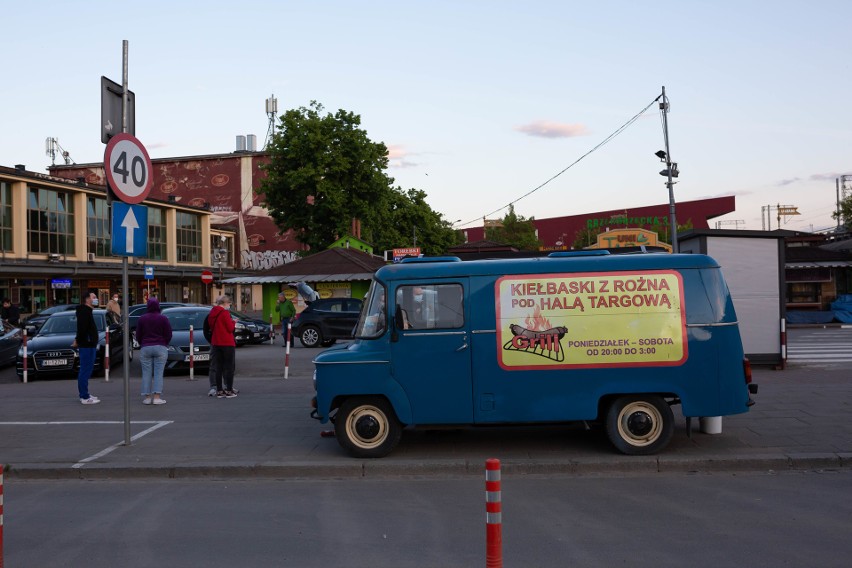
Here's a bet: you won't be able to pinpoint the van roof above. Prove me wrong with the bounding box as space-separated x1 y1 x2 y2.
376 252 720 281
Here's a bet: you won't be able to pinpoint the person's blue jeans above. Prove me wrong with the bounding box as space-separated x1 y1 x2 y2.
140 345 169 395
77 347 96 399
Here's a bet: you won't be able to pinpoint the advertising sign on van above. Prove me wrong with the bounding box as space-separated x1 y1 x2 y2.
496 270 687 370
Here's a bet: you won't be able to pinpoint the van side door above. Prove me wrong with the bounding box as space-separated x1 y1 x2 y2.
390 281 472 424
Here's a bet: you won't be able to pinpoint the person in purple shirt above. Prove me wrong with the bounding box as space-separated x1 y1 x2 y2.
135 297 173 405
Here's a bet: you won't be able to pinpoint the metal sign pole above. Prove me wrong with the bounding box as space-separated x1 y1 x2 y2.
121 40 131 447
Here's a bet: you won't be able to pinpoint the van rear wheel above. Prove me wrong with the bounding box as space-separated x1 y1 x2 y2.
335 397 402 458
606 395 673 455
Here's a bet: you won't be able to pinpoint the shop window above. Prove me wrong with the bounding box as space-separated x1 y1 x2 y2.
27 187 75 255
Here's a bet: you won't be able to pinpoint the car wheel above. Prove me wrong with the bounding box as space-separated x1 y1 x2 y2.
334 397 402 458
605 395 674 455
299 326 322 348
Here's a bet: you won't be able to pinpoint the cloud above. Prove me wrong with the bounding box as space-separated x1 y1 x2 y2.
809 172 850 181
387 144 419 169
776 172 852 186
514 120 589 139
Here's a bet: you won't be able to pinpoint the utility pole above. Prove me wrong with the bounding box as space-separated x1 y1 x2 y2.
658 86 679 253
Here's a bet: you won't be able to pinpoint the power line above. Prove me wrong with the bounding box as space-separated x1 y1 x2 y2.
456 95 661 228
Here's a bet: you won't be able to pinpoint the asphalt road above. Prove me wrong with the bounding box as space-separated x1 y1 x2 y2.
5 470 852 568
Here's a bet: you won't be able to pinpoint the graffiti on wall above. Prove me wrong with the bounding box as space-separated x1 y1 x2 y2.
241 249 300 270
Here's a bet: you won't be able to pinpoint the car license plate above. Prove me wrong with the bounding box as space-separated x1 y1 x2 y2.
42 359 68 366
184 354 210 362
253 333 260 337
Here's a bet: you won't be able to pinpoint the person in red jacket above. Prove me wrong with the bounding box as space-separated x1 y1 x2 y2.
207 295 238 398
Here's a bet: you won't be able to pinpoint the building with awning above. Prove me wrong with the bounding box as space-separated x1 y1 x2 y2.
222 246 386 321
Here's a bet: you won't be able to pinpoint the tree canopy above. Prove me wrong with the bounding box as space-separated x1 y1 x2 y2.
261 101 459 255
485 205 542 251
833 194 852 230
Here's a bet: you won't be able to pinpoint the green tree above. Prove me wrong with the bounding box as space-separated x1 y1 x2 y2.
486 205 542 251
572 225 604 249
379 188 463 255
833 195 852 229
261 101 458 255
261 101 393 253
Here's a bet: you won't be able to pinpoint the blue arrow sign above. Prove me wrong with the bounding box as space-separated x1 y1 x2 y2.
111 202 148 257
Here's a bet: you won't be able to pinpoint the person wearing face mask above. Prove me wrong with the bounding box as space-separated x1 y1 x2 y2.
72 289 100 405
106 293 121 319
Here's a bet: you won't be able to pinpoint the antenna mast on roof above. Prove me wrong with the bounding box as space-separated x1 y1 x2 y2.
45 137 76 166
263 94 278 150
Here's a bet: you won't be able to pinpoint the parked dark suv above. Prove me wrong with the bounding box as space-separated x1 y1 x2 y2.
292 298 362 348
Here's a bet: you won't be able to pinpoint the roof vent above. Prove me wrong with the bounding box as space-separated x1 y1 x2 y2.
14 164 25 173
236 135 246 152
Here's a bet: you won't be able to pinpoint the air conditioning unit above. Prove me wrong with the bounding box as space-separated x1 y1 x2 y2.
87 252 96 263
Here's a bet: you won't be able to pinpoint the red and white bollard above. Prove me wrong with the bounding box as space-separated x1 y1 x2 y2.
283 322 292 379
104 327 110 382
486 458 502 568
188 325 195 381
22 330 27 384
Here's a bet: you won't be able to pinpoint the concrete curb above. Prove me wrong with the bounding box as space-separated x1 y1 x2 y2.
5 453 850 480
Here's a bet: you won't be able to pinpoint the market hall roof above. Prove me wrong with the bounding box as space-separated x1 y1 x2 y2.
223 247 387 284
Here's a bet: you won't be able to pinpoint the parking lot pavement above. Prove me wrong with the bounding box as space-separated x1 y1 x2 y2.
1 340 851 479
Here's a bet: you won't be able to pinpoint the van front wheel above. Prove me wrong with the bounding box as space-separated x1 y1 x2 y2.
606 395 673 455
335 397 402 458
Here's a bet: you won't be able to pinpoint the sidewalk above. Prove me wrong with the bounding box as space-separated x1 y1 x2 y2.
1 365 850 479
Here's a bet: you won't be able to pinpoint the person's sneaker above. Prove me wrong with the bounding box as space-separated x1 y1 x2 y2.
207 388 217 397
224 390 238 398
142 397 152 405
81 397 101 405
153 398 167 405
216 390 227 398
231 388 239 394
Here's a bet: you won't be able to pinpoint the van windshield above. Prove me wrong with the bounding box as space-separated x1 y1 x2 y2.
353 281 387 338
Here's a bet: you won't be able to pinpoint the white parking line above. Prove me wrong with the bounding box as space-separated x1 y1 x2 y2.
0 420 173 469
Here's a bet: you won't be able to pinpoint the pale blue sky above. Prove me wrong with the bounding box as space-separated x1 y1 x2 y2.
4 1 851 233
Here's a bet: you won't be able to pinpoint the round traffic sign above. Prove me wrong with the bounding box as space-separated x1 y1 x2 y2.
104 133 153 204
201 270 214 284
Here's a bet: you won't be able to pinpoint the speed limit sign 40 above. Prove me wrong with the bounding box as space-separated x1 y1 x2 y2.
104 133 153 204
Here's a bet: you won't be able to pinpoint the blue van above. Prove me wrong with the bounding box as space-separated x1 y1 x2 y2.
310 251 757 457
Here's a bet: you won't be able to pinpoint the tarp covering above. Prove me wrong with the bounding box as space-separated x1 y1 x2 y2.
786 311 836 324
831 294 852 323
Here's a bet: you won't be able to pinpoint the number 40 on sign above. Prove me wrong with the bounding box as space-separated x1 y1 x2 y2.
104 133 153 204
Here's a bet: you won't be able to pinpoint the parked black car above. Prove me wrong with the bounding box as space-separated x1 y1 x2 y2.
128 302 187 348
292 298 363 348
22 304 77 336
16 309 127 380
230 309 273 345
160 306 212 373
0 321 23 366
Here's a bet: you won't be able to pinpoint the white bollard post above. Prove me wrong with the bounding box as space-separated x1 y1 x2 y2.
188 325 195 381
699 416 723 434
